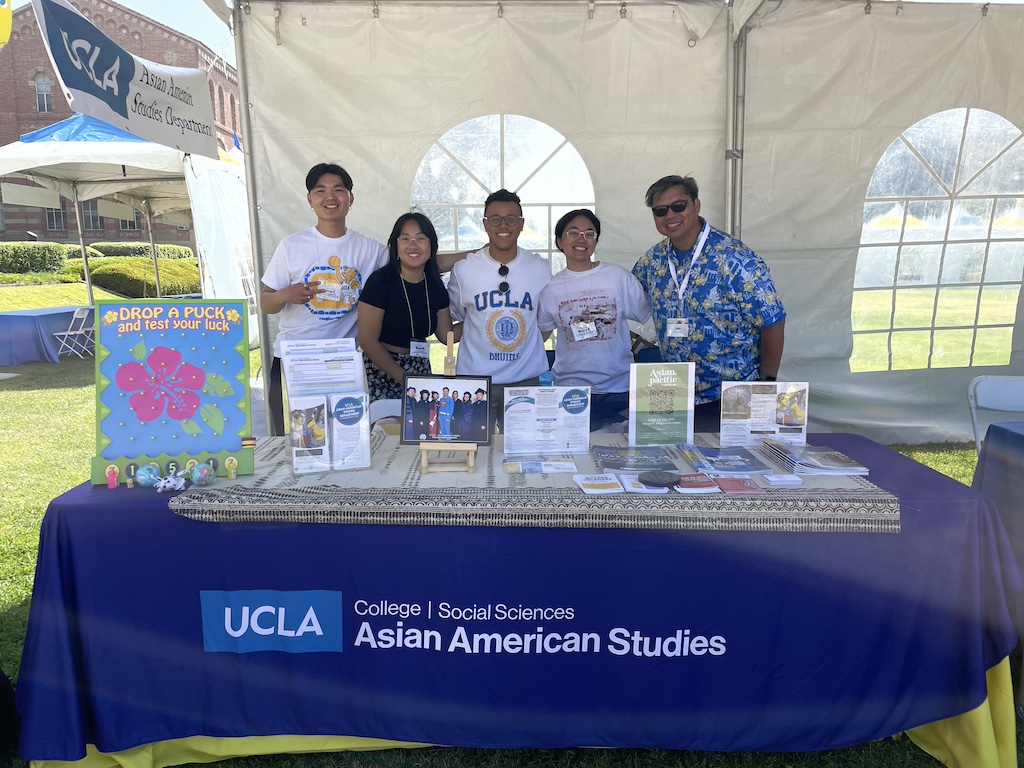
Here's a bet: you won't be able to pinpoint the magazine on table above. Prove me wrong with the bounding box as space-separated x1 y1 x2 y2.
760 438 869 476
674 473 721 493
676 444 775 475
592 446 679 473
719 381 809 448
712 475 767 494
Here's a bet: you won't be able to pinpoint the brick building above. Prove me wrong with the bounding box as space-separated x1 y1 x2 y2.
0 0 240 246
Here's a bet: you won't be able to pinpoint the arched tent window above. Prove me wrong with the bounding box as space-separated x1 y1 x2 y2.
411 114 595 273
851 108 1024 372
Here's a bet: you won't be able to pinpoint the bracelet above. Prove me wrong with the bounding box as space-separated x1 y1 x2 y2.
759 374 777 382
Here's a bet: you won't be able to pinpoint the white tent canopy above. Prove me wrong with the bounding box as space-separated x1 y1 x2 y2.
211 0 1024 442
0 114 257 337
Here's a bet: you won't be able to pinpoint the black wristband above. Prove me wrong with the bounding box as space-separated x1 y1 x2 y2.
759 374 777 382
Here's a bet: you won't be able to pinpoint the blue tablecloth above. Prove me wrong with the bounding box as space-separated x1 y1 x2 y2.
16 434 1021 761
0 306 89 365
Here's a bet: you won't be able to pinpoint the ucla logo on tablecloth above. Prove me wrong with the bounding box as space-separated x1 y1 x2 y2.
200 589 343 653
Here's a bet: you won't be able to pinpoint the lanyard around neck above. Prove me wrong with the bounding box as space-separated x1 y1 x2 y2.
400 274 431 341
666 221 710 304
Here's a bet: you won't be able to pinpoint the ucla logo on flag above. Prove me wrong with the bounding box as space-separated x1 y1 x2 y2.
200 590 345 653
37 0 134 118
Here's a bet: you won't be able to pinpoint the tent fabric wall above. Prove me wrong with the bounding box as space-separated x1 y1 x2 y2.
743 1 1024 442
232 0 1024 442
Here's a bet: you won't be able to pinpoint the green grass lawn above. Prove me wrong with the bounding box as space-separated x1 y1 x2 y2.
0 285 1012 768
850 285 1018 371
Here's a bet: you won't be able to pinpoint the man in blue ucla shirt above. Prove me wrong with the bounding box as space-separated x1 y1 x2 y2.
632 174 786 432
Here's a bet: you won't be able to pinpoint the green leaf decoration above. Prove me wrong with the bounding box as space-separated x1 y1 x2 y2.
131 340 148 361
202 373 235 398
200 404 226 434
180 419 203 435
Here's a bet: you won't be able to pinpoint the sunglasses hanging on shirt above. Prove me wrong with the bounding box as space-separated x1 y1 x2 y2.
497 264 510 294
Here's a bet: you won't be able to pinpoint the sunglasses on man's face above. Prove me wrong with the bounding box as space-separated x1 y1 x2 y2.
498 264 509 293
652 199 691 217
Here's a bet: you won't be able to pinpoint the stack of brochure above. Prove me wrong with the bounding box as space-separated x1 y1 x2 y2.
760 438 869 476
676 444 775 475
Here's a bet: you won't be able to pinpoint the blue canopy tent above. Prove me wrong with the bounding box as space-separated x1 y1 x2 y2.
0 113 192 303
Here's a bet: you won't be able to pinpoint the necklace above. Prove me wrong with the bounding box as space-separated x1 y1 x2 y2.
400 272 431 341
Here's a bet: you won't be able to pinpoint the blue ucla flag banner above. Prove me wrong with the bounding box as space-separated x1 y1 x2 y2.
30 0 218 157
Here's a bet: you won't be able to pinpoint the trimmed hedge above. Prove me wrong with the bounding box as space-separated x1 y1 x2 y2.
62 244 106 261
89 242 194 259
88 257 200 298
0 242 68 273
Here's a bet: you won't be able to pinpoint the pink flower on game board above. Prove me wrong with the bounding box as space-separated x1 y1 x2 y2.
116 347 206 423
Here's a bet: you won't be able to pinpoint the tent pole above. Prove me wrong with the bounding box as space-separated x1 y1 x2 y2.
733 25 748 240
71 184 95 306
724 2 736 236
144 202 162 298
234 0 276 435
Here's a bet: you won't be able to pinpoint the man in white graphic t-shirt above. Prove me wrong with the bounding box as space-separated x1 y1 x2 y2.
261 162 387 435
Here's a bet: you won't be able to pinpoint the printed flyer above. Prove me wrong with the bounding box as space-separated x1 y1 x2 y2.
502 386 591 455
92 299 253 484
628 363 695 446
719 381 809 448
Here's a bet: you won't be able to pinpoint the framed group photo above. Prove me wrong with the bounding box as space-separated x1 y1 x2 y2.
401 374 493 446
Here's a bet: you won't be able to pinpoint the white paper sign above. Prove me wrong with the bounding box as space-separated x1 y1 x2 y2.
31 0 218 158
719 381 809 448
502 386 591 456
280 338 360 398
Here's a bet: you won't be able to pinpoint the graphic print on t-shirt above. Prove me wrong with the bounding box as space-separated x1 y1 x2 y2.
558 294 618 342
304 257 362 320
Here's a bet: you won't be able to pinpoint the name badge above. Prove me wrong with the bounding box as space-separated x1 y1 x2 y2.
318 281 343 303
571 321 598 342
667 319 689 338
410 341 430 358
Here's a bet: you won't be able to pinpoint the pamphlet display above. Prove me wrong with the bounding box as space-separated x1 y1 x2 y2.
287 392 371 474
91 299 253 484
280 338 370 474
628 362 695 446
503 386 591 455
720 381 809 448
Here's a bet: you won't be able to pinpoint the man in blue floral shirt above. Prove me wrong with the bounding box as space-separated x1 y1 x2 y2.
632 174 786 432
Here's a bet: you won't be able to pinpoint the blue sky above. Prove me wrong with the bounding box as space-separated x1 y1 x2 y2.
13 0 236 65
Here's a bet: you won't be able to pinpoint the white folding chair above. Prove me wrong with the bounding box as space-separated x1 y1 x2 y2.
52 308 95 358
967 375 1024 454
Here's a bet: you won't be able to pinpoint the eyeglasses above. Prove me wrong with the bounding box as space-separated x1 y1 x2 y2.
564 229 598 242
397 235 430 246
498 264 510 293
651 199 691 217
484 214 524 227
